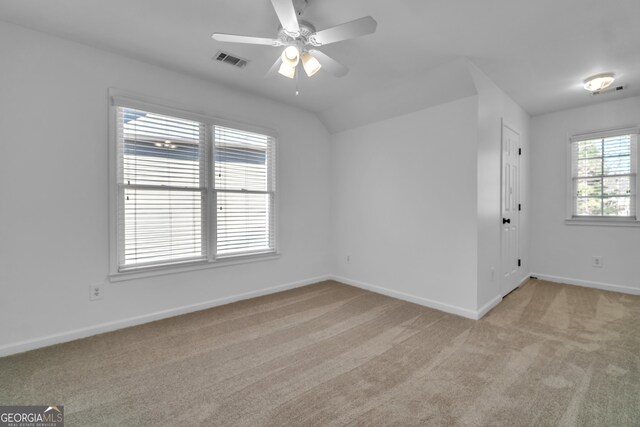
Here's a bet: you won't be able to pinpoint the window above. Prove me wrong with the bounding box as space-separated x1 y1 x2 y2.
215 126 276 258
569 128 638 221
111 97 277 276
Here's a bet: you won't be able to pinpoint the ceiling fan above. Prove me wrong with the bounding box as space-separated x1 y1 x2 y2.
212 0 377 80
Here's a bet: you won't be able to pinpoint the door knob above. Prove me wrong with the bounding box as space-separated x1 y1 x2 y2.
502 218 511 224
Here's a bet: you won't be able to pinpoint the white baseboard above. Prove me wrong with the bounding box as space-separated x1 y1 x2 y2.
477 295 502 318
3 273 547 357
475 274 531 319
512 273 533 293
0 275 331 358
531 273 640 296
329 275 486 320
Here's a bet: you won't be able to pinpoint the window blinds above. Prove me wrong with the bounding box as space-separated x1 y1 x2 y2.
571 132 638 218
214 125 276 257
116 106 207 270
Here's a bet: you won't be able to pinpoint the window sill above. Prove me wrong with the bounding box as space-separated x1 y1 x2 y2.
109 252 280 283
565 218 640 227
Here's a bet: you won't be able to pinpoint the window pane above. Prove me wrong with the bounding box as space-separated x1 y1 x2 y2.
215 126 271 192
603 156 631 176
214 125 276 258
122 188 205 267
603 197 631 216
217 192 273 256
577 158 602 177
603 135 631 157
577 139 602 159
123 142 202 187
603 176 631 196
120 108 204 188
575 198 602 216
573 132 636 218
576 178 602 197
116 106 208 272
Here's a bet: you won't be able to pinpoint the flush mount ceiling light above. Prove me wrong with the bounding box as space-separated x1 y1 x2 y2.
211 0 377 82
584 73 615 92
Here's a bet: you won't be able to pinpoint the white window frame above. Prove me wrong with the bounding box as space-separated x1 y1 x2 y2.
108 90 280 281
565 126 640 227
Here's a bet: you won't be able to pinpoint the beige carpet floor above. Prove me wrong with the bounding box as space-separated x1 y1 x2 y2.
1 279 639 426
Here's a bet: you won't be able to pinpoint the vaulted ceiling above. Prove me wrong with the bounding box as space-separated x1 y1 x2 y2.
1 0 639 131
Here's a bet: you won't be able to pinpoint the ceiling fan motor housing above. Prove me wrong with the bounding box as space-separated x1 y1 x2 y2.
278 21 319 49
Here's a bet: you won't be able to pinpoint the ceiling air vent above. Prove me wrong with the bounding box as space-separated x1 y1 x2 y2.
591 85 625 96
214 51 248 68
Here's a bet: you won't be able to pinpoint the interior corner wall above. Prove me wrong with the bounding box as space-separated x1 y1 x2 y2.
530 96 640 293
0 22 332 353
329 96 480 316
467 62 531 310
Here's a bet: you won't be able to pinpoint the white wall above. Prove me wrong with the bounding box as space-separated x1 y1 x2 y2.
330 96 481 316
531 96 640 293
0 22 537 356
0 22 332 354
468 63 531 310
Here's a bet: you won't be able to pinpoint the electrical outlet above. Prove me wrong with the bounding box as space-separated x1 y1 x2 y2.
592 256 603 268
346 255 351 264
90 284 104 301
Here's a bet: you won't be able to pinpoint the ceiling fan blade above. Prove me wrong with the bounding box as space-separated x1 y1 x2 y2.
265 57 283 78
308 50 348 77
312 16 377 46
270 0 300 35
212 33 281 46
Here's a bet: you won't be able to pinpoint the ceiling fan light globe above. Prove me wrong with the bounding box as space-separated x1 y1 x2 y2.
278 62 296 79
281 46 300 67
301 52 322 77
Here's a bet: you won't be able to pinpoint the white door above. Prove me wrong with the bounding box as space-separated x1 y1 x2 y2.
501 122 520 296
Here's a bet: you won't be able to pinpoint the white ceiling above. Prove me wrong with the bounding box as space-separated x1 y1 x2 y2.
2 0 639 128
